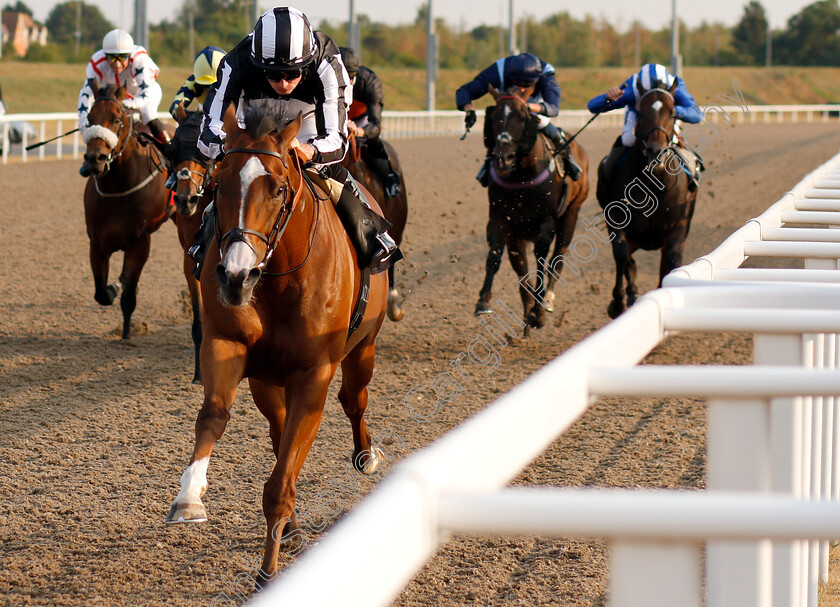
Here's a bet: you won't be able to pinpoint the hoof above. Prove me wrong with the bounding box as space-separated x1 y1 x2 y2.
387 300 404 322
607 300 625 319
474 300 492 316
94 283 121 306
544 290 555 313
526 309 546 329
166 500 208 524
353 446 385 476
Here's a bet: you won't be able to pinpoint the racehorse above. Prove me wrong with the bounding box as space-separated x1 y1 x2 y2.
167 107 215 383
342 133 408 322
475 85 590 332
166 103 388 586
596 79 698 318
82 82 171 339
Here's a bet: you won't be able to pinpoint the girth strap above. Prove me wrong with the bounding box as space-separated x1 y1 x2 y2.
347 267 370 341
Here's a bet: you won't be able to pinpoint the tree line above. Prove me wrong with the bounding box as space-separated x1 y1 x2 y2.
5 0 840 68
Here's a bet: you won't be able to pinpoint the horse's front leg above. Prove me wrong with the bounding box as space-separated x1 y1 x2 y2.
118 235 151 339
658 229 688 287
525 217 556 329
89 243 120 307
608 230 630 319
167 337 246 524
257 364 335 587
184 252 203 383
475 218 506 315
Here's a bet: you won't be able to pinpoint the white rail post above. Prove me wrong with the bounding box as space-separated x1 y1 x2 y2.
610 541 701 607
755 333 805 607
706 398 771 607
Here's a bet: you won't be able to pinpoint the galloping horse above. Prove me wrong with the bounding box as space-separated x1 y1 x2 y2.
82 82 171 338
596 79 698 318
475 86 589 331
342 133 408 322
167 108 215 383
166 103 388 585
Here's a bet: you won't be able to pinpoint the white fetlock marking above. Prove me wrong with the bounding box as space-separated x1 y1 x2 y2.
175 457 209 505
388 288 399 299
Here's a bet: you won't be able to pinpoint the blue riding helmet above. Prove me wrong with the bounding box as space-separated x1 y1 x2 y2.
508 53 542 84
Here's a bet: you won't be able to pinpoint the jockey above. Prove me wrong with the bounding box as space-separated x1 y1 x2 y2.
587 63 702 189
194 6 401 273
456 52 582 186
339 46 401 199
77 29 168 177
169 46 226 120
165 46 226 189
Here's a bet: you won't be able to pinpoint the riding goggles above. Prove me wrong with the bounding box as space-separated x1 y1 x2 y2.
264 68 303 82
106 53 131 62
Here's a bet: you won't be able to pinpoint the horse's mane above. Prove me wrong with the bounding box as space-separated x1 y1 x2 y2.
242 100 297 141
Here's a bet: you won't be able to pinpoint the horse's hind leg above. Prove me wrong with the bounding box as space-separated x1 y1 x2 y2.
525 217 556 330
339 338 383 475
608 232 630 319
184 254 203 383
476 219 505 315
626 252 640 307
89 245 120 307
386 263 404 322
118 236 151 339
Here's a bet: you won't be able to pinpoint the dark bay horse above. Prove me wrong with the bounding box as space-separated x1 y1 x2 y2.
342 133 408 322
596 80 698 318
475 86 589 331
82 82 171 338
167 108 215 383
166 104 388 585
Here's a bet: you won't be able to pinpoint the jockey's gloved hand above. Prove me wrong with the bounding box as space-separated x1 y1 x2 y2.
464 109 477 130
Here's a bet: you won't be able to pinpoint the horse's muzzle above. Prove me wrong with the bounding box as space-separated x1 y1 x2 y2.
84 151 111 176
174 193 200 216
216 264 261 306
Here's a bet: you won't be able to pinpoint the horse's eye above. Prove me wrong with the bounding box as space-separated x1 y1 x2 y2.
273 184 287 200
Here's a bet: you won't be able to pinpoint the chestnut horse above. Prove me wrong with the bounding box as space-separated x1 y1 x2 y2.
166 103 388 585
475 86 590 331
342 133 408 322
596 80 698 318
82 82 171 338
167 108 215 383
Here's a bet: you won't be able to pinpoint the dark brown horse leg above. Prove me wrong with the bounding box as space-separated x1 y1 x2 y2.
546 198 585 313
167 339 246 525
183 252 203 383
608 231 630 319
626 253 639 307
118 236 151 339
257 366 334 587
525 218 556 330
338 339 382 475
386 263 404 322
89 245 120 307
475 219 506 315
506 239 532 327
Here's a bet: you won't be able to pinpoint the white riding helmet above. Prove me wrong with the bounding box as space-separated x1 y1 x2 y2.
103 29 134 54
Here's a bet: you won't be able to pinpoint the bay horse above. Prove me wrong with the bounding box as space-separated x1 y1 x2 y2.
342 133 408 322
82 81 171 339
475 85 589 331
596 79 698 318
167 107 215 383
166 103 388 586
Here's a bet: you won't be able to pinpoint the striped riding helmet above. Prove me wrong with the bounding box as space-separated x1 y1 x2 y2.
638 63 676 91
250 7 317 71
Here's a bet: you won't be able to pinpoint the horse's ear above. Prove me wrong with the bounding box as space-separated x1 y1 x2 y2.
488 83 500 101
114 84 127 101
635 77 646 98
90 79 101 98
279 112 302 144
222 103 240 139
668 78 679 95
176 103 187 123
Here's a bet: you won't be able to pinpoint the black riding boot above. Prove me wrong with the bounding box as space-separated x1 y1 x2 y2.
543 122 581 181
364 138 401 199
331 168 403 273
148 118 171 145
188 202 215 278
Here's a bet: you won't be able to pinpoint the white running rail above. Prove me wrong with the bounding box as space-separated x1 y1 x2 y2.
241 147 840 605
2 105 839 165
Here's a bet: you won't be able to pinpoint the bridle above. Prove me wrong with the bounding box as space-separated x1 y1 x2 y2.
88 95 131 173
638 88 676 157
215 147 316 276
175 162 214 199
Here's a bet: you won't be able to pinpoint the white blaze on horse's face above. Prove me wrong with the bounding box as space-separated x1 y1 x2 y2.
239 156 270 221
651 100 663 113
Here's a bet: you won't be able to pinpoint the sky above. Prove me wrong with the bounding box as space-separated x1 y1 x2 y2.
23 0 824 34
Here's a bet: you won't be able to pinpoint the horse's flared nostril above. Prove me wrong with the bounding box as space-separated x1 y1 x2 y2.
215 264 230 288
244 267 262 289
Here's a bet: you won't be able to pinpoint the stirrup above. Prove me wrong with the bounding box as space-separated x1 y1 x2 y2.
564 158 581 181
369 233 402 274
384 174 401 199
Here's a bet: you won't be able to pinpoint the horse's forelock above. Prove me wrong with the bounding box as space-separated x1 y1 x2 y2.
242 100 295 142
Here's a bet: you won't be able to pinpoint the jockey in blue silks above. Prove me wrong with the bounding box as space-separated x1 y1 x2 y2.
456 52 582 186
588 63 702 189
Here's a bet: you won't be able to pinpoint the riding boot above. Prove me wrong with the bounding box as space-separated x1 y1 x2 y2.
188 201 215 278
476 155 491 187
148 118 171 145
334 174 403 273
367 154 401 199
542 122 581 181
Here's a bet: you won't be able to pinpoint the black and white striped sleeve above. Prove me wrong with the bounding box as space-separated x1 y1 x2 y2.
308 55 350 165
198 61 235 160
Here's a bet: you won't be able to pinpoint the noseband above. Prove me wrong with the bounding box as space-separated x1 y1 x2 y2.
176 164 213 198
216 147 296 272
86 96 130 172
